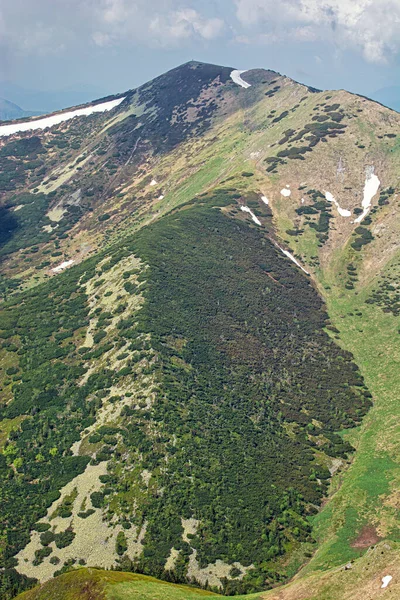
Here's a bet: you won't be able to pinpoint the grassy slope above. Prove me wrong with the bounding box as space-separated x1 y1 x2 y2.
303 260 400 571
15 569 221 600
261 541 400 600
254 132 400 595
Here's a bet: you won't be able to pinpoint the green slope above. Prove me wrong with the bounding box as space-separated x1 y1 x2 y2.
295 253 400 573
0 61 399 600
0 188 371 597
15 568 223 600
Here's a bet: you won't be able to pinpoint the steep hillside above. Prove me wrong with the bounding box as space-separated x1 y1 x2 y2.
0 62 399 600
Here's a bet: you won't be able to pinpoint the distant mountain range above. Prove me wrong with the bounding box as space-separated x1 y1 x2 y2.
0 97 41 121
0 81 109 115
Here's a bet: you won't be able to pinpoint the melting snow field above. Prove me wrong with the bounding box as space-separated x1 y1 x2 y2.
230 70 251 89
0 97 125 137
241 205 261 225
52 260 75 273
381 575 392 589
280 188 291 197
355 170 380 223
276 245 309 275
325 191 351 217
261 195 269 205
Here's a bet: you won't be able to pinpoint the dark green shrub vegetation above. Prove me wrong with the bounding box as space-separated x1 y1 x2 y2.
40 531 55 546
98 213 111 222
366 277 400 316
116 531 128 555
0 254 120 595
54 528 75 549
351 227 374 251
98 189 369 590
0 137 45 158
378 187 395 206
90 492 104 508
264 110 346 174
77 509 95 519
277 146 311 160
0 186 372 594
265 85 280 98
32 523 50 533
272 110 289 123
33 546 52 566
295 191 333 245
0 189 83 258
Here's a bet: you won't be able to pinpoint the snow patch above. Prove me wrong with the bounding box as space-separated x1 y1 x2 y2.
261 195 269 205
280 188 291 197
301 198 305 204
158 195 164 200
230 70 251 89
51 260 74 273
325 191 351 217
276 245 309 275
354 169 380 223
381 575 392 589
241 205 261 226
0 97 125 137
150 179 158 186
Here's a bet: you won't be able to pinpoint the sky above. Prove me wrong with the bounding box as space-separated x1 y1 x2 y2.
0 0 399 111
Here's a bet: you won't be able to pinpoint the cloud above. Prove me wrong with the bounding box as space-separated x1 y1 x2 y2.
0 0 226 57
149 9 225 44
0 0 398 71
234 0 400 63
92 31 113 47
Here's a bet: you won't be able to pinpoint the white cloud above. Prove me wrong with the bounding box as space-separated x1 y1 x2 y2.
149 9 224 44
100 0 129 24
0 0 398 67
234 0 400 63
293 26 317 42
0 0 226 56
92 31 113 47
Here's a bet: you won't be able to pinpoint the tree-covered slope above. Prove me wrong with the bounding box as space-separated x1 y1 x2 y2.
0 189 371 597
0 61 399 600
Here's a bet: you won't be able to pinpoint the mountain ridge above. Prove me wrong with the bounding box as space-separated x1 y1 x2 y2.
0 60 399 600
3 61 398 129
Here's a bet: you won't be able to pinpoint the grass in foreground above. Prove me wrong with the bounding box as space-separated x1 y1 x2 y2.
15 569 223 600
